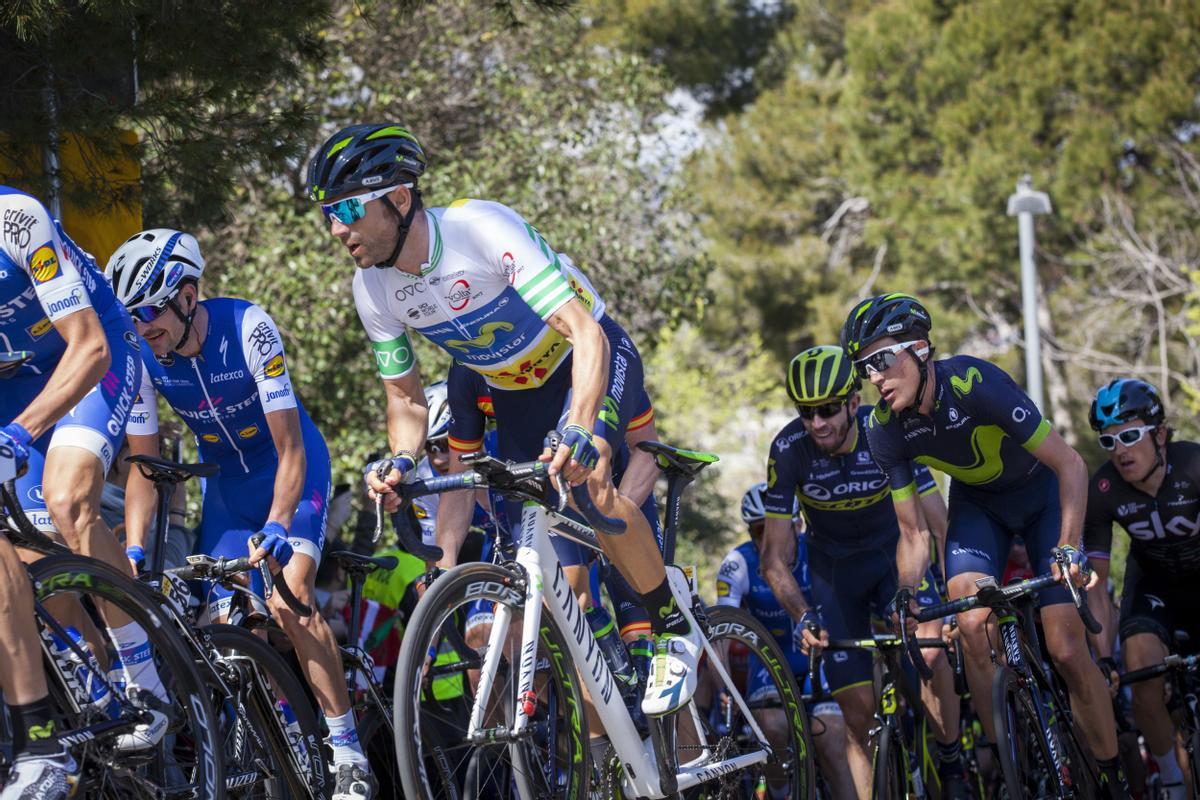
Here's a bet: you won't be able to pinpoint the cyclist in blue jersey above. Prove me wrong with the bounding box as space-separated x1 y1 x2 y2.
0 187 172 761
842 292 1128 797
106 230 376 800
1083 379 1199 800
758 345 965 799
717 483 855 799
308 123 702 717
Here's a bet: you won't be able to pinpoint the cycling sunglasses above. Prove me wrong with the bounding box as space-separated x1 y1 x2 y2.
1098 424 1158 451
797 400 846 420
133 299 172 324
319 183 410 226
853 341 927 379
425 436 449 455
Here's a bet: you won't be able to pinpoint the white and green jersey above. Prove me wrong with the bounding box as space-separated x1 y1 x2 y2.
353 199 605 390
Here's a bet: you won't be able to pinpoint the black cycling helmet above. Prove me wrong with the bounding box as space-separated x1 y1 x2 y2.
787 345 860 405
1089 379 1165 431
840 293 932 359
306 123 427 203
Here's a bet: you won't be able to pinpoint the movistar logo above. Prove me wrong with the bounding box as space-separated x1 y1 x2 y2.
28 721 54 740
445 321 514 353
950 366 983 399
598 396 620 431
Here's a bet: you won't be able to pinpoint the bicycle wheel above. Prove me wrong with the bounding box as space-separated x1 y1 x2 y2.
394 562 589 799
353 687 400 797
992 664 1067 798
204 623 329 799
30 553 224 799
701 605 816 799
870 722 908 800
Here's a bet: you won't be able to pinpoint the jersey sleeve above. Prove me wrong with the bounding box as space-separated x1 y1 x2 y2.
1180 442 1200 489
866 404 917 500
628 389 655 433
912 462 939 497
470 202 577 321
1083 470 1115 560
352 269 416 379
764 431 803 518
126 365 159 436
0 192 93 323
239 304 298 415
715 548 750 608
447 362 486 452
965 359 1052 453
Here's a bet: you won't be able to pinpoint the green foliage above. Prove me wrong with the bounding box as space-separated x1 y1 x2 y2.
202 0 708 489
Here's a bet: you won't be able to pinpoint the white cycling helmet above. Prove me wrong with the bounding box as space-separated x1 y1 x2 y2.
741 481 799 525
105 228 205 312
425 380 451 440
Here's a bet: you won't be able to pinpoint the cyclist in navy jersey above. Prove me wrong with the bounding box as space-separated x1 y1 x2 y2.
759 345 964 798
843 292 1128 797
0 186 173 765
717 483 855 799
1084 379 1199 800
106 230 375 800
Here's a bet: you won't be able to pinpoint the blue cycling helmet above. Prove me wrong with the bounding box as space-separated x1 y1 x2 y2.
1088 379 1164 431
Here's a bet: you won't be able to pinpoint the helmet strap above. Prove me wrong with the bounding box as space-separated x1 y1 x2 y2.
167 293 199 354
374 189 421 270
1136 433 1166 484
907 343 934 414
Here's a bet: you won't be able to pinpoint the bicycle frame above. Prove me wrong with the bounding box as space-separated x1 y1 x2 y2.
468 501 775 799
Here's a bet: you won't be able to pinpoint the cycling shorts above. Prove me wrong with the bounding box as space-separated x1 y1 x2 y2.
0 304 141 530
808 541 941 693
198 422 331 616
944 466 1070 608
1118 557 1200 653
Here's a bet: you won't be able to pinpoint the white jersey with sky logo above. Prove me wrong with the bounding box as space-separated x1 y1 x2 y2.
352 199 605 390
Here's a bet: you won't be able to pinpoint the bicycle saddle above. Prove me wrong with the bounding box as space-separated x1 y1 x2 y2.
330 550 399 574
636 440 720 478
126 454 219 483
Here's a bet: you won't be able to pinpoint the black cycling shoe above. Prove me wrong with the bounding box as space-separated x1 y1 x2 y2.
332 762 377 800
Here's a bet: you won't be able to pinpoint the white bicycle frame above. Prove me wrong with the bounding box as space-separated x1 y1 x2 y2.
467 500 774 799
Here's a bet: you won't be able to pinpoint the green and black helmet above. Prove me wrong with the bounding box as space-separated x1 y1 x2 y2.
787 346 860 405
306 124 427 202
840 293 932 359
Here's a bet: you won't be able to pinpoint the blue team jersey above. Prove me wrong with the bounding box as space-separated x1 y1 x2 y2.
763 407 938 557
866 355 1052 498
0 186 121 373
128 297 319 475
716 535 811 652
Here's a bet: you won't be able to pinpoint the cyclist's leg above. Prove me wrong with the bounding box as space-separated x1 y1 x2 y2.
1024 472 1121 769
1117 560 1180 789
942 483 1007 743
0 535 77 796
811 545 878 798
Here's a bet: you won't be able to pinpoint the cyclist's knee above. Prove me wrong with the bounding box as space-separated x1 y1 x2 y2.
42 481 102 542
1044 631 1091 677
954 609 993 657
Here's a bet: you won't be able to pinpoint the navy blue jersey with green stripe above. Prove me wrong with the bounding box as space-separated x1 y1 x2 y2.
764 407 938 557
866 356 1052 498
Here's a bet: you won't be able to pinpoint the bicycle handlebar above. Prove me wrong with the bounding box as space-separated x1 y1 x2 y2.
1119 654 1200 687
896 588 934 681
247 533 311 617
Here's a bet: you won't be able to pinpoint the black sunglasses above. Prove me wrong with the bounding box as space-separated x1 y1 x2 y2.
797 401 846 420
425 437 449 455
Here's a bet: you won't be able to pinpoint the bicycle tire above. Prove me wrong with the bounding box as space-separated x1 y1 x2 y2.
992 664 1070 798
702 605 817 799
394 561 589 799
30 553 224 799
204 623 329 799
870 721 907 800
355 696 401 797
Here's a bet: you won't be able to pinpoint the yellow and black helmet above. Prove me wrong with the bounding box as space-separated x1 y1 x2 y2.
787 345 861 405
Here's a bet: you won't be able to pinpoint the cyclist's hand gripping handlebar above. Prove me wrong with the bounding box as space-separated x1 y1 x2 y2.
895 587 933 681
544 430 625 535
248 533 311 617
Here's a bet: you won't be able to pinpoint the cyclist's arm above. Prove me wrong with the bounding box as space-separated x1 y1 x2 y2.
760 516 813 621
1029 430 1089 550
1086 556 1116 658
123 432 161 557
546 298 607 436
916 481 948 577
12 302 110 440
893 494 934 593
383 372 429 459
619 409 658 507
263 408 305 529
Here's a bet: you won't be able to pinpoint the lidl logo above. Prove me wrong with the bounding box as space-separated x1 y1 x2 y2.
29 245 61 284
26 317 52 339
201 433 220 443
238 425 258 439
264 353 286 378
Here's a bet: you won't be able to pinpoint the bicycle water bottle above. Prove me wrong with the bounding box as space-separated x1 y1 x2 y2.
585 605 640 704
47 626 116 714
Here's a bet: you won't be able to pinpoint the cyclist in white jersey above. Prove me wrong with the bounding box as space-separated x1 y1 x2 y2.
306 123 702 717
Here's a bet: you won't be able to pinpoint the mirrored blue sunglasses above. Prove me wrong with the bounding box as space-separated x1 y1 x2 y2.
319 184 410 225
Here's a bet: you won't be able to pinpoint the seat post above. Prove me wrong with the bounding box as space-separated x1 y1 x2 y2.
347 569 365 649
659 471 693 565
149 478 176 575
